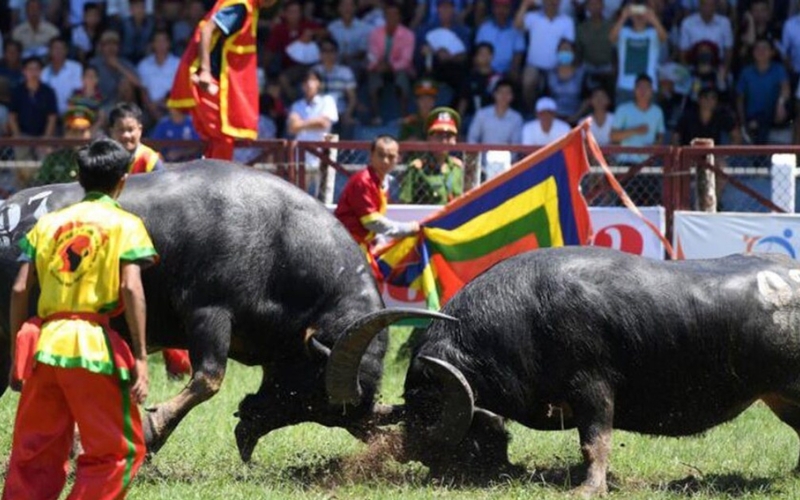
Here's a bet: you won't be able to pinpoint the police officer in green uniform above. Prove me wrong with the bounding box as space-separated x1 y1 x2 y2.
400 106 464 204
399 79 439 141
34 107 95 186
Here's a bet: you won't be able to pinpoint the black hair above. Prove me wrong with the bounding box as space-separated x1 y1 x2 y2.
21 55 43 68
493 78 514 92
49 36 69 47
109 102 144 127
474 41 495 54
370 134 398 152
83 1 100 12
635 73 653 86
319 37 339 51
5 40 22 53
150 28 172 44
82 63 99 73
302 67 324 83
77 138 130 193
753 36 774 51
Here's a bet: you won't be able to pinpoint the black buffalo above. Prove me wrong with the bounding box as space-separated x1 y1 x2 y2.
0 161 445 460
335 246 800 496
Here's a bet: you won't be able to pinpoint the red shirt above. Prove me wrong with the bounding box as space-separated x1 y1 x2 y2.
334 166 387 246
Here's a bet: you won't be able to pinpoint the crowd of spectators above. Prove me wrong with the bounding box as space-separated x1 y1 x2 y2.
2 0 800 173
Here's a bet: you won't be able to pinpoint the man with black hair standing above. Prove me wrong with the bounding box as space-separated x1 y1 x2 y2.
3 138 157 500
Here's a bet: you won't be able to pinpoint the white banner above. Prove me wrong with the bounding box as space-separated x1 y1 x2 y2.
674 211 800 259
327 205 667 307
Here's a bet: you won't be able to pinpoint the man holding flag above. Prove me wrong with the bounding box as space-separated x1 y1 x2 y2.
335 135 420 276
168 0 277 160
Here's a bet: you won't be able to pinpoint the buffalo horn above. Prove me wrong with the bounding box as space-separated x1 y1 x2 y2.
418 356 475 445
326 308 457 405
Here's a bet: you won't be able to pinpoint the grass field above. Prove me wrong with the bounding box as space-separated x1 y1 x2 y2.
3 327 800 499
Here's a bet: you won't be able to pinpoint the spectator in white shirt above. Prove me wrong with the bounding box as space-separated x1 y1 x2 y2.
514 0 575 112
521 96 571 145
288 68 339 170
467 79 523 145
327 0 371 79
41 37 83 115
679 0 733 79
137 29 180 123
313 38 357 132
11 0 60 58
582 86 614 145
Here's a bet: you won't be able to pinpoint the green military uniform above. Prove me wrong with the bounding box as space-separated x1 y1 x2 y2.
34 149 79 186
399 106 464 204
399 154 463 204
399 79 439 141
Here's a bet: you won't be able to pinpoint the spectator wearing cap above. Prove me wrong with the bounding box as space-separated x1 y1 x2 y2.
467 78 522 145
515 0 575 113
34 107 95 186
474 0 525 78
736 37 790 144
11 0 60 59
90 30 142 107
366 1 416 123
609 0 667 105
313 37 357 135
8 55 58 162
674 85 739 146
576 0 615 95
287 68 339 170
521 96 571 145
610 73 665 163
42 37 83 116
136 29 180 123
679 0 733 81
400 106 464 204
400 78 439 140
327 0 372 79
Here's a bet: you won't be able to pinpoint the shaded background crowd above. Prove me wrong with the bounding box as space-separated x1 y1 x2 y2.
1 0 799 169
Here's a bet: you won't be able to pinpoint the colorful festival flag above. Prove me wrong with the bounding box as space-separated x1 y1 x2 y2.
375 126 593 310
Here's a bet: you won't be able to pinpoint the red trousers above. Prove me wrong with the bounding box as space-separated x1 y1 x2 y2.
191 82 235 160
2 364 145 500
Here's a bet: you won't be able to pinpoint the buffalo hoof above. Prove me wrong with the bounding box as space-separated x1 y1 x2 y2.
235 421 259 463
142 408 169 455
572 484 608 498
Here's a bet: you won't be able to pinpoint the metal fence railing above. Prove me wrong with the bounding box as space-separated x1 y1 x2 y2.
3 137 800 238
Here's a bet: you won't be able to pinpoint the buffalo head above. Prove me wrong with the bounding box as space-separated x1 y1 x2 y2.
234 308 455 462
400 356 515 480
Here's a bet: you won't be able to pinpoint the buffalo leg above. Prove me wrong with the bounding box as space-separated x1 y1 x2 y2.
143 307 232 454
763 390 800 471
573 382 614 497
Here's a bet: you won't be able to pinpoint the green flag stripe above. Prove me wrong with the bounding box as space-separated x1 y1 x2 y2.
426 206 552 262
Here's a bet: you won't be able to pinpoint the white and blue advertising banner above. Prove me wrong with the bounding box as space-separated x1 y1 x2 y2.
673 211 800 260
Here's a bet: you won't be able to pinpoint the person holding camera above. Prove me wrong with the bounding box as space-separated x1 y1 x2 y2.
609 0 668 105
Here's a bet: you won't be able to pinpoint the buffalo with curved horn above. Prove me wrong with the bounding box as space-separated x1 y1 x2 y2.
338 246 800 496
0 161 449 462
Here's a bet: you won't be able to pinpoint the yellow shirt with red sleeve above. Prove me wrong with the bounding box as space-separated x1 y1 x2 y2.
18 193 158 379
334 166 388 247
129 143 164 174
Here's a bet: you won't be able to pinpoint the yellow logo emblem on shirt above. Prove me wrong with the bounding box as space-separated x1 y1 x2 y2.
49 222 108 285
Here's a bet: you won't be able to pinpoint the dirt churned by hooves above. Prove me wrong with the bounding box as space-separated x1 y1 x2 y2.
286 430 419 488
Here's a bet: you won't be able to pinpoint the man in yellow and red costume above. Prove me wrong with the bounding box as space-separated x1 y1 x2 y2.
335 135 420 278
168 0 277 160
3 138 156 500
